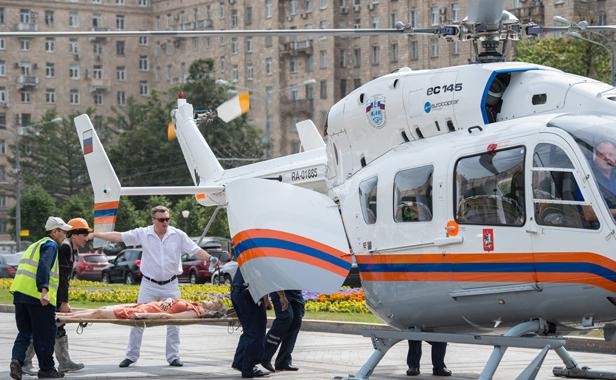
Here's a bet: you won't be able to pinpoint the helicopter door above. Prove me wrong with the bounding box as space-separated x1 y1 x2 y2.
527 137 604 299
452 144 536 295
225 178 352 302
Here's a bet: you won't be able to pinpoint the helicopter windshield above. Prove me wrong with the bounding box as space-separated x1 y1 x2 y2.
550 115 616 223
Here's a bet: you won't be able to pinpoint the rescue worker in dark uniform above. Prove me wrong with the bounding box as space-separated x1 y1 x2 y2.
261 289 304 372
231 269 288 378
406 340 452 377
9 216 73 380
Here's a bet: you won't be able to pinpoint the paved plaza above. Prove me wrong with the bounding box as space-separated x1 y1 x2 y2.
1 312 615 379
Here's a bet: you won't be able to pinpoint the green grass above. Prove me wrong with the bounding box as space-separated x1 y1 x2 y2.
0 288 383 324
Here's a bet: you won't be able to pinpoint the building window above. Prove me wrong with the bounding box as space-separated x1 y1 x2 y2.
139 80 148 96
93 92 103 105
371 16 379 28
45 38 55 52
117 91 126 105
116 41 125 56
219 4 225 19
245 7 253 25
290 0 298 15
246 37 253 52
93 65 103 79
409 9 418 28
20 39 31 51
219 57 225 72
306 0 313 12
139 56 149 71
166 64 172 80
93 42 102 55
265 0 273 18
410 40 419 60
306 82 314 99
69 64 79 79
452 40 460 56
430 7 439 26
265 35 273 48
92 14 103 28
0 38 4 50
0 8 4 24
139 0 149 6
116 0 125 5
20 9 31 24
69 12 79 27
0 140 5 155
305 55 314 72
231 9 238 28
340 79 347 97
116 15 125 30
70 90 80 105
290 57 298 73
0 61 5 76
320 79 327 99
371 45 380 65
21 90 31 103
45 89 56 104
0 87 6 103
390 43 398 63
265 57 273 75
46 63 55 78
266 86 273 104
69 39 79 54
353 48 361 67
339 49 347 68
231 65 239 82
430 38 439 57
0 113 5 128
390 12 398 28
246 64 254 80
139 36 148 45
354 78 361 89
451 3 460 22
320 0 327 9
231 37 238 53
45 10 54 26
116 66 126 81
319 50 328 68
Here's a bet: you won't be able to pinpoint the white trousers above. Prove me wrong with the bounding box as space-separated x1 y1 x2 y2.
125 278 181 363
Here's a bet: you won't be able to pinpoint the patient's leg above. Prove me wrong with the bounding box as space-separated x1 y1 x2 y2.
57 308 117 319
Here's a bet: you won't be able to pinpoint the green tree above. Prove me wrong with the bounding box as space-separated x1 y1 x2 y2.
174 196 229 238
14 185 57 241
515 37 610 84
114 198 144 232
20 111 92 199
58 192 93 225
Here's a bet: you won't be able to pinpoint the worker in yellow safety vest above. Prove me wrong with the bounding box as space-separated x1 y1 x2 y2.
9 216 73 380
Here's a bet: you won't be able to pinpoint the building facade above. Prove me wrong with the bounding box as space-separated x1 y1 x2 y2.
0 0 611 239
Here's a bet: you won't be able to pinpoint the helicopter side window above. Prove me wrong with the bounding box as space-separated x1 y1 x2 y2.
455 146 525 226
359 176 378 224
532 143 599 229
393 165 433 223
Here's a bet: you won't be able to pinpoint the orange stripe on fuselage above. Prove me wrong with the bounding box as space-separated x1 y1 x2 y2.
233 228 350 261
237 247 349 277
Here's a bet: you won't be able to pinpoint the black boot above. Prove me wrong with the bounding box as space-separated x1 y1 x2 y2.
37 368 65 378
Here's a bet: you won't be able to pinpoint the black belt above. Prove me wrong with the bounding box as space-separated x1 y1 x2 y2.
142 275 177 285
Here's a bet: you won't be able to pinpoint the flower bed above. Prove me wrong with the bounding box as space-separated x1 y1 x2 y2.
0 279 368 313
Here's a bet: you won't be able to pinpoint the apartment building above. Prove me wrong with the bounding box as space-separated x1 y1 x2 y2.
0 0 610 239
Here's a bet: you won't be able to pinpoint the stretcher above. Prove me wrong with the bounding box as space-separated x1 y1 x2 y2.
57 311 238 329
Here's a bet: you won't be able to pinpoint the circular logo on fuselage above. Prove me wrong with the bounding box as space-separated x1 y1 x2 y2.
365 95 386 128
424 101 432 113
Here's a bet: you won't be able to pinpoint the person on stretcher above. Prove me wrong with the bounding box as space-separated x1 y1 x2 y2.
57 298 224 320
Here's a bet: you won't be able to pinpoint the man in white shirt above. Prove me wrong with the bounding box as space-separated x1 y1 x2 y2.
90 205 211 368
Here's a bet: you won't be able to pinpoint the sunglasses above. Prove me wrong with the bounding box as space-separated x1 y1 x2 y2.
155 217 170 223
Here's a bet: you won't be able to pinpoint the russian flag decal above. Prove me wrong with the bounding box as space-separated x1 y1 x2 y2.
82 129 93 154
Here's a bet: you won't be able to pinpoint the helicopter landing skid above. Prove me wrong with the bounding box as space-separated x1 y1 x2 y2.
333 320 612 380
553 366 616 380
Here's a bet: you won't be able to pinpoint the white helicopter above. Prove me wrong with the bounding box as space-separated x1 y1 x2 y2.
8 0 616 378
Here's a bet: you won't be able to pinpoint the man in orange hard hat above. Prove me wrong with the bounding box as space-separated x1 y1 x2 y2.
22 218 92 375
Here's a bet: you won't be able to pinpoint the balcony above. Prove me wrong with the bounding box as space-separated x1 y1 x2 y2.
89 79 111 93
510 4 544 24
16 22 37 32
281 39 313 56
89 27 110 42
280 97 314 116
17 75 39 89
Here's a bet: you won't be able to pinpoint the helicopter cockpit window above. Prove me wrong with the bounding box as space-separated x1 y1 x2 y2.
455 146 525 226
393 165 433 223
359 176 378 224
532 143 599 229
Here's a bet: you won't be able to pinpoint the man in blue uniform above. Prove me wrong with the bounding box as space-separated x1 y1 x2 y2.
406 340 451 376
231 269 288 378
261 290 304 372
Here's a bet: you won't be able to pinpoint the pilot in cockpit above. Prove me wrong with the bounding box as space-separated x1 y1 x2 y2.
591 141 616 216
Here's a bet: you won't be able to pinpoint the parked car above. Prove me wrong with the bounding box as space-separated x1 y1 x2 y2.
0 253 23 278
179 246 231 284
211 260 238 285
72 253 109 281
101 248 142 284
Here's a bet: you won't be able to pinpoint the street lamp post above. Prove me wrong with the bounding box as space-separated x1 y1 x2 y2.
14 117 62 250
181 209 190 233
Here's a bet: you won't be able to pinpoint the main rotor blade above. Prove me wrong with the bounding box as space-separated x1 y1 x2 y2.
0 27 427 38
